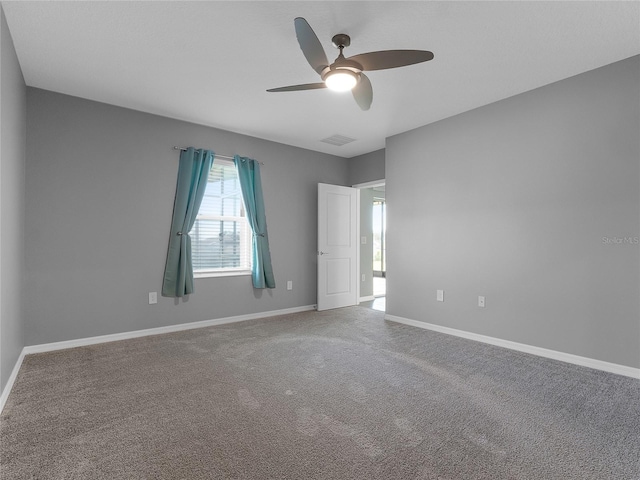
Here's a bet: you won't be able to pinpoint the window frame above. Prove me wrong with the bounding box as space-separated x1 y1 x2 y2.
190 158 252 279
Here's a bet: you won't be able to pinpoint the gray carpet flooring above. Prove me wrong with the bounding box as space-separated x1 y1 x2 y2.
1 306 639 479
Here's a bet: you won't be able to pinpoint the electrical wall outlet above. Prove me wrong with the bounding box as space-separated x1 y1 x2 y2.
478 296 485 307
437 289 444 302
149 292 157 304
361 236 367 244
287 280 293 291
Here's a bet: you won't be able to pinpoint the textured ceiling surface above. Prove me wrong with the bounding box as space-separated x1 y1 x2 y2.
3 1 639 158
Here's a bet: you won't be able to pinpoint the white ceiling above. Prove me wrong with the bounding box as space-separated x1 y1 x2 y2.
3 1 639 158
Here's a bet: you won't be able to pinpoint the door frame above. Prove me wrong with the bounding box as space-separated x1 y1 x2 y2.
351 179 385 303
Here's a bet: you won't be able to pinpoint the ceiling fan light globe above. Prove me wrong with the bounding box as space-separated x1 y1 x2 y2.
325 71 358 92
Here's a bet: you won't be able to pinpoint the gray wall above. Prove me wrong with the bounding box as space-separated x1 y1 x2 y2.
349 149 385 186
25 89 349 346
386 56 640 368
0 7 26 392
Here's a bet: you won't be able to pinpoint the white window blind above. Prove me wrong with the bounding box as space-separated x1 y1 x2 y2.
190 158 252 274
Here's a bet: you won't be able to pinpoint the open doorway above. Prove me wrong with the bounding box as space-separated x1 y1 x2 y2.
353 181 385 312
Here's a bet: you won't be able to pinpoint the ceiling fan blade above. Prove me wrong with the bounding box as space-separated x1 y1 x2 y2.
352 73 373 111
347 50 434 71
267 82 327 93
294 17 329 75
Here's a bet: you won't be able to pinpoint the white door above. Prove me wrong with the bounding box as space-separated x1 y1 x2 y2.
317 183 359 311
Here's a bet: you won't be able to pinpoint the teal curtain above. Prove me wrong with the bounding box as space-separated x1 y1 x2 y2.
162 148 214 297
234 155 276 289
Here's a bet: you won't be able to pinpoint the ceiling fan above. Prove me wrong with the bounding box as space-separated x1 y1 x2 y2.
267 17 434 111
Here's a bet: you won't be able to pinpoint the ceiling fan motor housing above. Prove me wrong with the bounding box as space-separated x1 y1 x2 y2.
321 52 364 79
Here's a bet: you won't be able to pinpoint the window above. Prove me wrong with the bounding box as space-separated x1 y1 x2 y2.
190 158 252 276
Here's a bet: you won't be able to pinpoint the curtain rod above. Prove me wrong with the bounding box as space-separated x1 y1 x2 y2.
172 146 264 165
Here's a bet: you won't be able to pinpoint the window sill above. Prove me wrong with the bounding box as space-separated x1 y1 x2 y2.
194 270 252 279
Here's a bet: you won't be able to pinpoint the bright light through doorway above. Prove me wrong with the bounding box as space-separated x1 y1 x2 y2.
373 198 386 297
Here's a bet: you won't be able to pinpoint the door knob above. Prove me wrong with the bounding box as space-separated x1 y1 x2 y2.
318 251 328 255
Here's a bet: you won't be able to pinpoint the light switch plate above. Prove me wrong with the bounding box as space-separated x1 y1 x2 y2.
149 292 157 304
437 290 444 302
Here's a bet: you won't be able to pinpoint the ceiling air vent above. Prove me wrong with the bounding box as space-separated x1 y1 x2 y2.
320 134 356 147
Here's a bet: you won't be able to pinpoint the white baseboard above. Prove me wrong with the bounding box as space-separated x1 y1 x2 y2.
0 349 27 414
24 305 317 355
385 314 640 379
0 305 316 413
359 295 375 302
